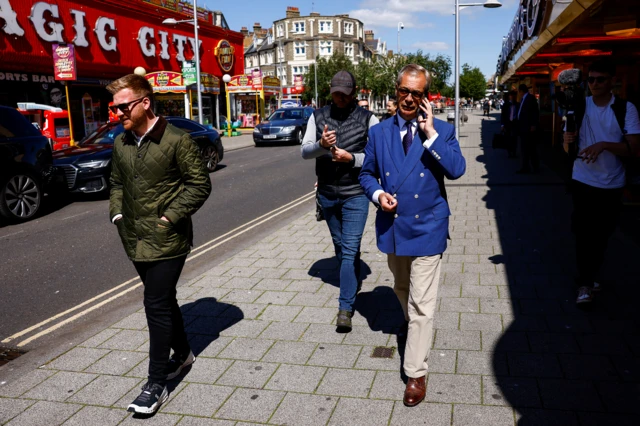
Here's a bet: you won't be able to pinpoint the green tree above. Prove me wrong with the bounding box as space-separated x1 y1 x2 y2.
459 63 486 100
302 52 355 105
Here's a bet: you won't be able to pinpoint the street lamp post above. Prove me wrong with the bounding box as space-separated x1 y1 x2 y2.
222 74 232 137
162 0 203 124
454 0 501 140
397 22 404 54
314 41 318 107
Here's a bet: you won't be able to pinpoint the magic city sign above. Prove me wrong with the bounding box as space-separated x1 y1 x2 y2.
0 0 204 62
498 0 546 74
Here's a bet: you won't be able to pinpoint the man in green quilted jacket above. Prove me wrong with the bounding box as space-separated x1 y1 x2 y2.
107 74 211 414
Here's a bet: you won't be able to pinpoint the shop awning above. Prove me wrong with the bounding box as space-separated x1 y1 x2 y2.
147 71 220 94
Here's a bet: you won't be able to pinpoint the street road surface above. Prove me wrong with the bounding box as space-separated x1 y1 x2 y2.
0 144 316 346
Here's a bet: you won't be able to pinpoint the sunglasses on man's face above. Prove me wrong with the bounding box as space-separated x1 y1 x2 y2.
397 87 424 99
587 76 609 84
108 97 146 113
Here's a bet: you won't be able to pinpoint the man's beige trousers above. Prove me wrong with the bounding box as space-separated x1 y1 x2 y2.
387 253 442 378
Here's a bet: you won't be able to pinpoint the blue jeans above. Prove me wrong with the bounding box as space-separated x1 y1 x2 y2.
317 193 369 312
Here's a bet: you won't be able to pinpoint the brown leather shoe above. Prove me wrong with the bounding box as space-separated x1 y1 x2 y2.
403 376 426 407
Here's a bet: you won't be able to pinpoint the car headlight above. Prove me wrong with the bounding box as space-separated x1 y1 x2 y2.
281 126 296 132
77 159 110 169
253 127 261 133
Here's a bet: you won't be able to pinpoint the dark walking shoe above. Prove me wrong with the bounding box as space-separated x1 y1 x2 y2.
166 350 195 381
336 310 353 332
576 286 593 306
592 282 602 293
403 376 426 407
127 381 168 414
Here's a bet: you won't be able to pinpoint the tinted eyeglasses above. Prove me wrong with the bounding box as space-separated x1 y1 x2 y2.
397 87 424 99
360 104 369 110
108 97 146 113
587 76 609 84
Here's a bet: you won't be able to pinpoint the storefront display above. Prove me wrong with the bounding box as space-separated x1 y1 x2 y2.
0 0 243 135
225 73 281 128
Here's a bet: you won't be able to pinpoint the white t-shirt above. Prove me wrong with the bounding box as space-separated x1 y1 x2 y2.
573 96 640 189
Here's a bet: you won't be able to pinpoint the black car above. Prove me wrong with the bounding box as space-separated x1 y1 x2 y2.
53 117 223 194
253 107 314 146
0 106 54 222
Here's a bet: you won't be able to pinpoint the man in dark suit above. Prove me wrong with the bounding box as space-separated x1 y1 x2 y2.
500 90 519 158
359 64 466 407
517 83 540 173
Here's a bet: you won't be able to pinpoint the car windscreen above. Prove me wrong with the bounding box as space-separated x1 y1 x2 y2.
268 109 303 121
80 124 125 145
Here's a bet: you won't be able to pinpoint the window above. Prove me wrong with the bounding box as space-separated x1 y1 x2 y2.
292 66 309 75
277 67 287 86
293 21 305 33
294 42 306 57
319 40 332 55
245 58 251 68
266 52 273 64
277 44 284 62
319 20 332 33
344 42 353 58
276 24 284 37
344 22 353 35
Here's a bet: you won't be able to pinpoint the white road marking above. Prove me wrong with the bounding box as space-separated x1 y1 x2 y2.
0 230 24 240
61 211 91 221
4 191 315 347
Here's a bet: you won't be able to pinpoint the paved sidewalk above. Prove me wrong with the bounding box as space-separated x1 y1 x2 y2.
1 112 639 425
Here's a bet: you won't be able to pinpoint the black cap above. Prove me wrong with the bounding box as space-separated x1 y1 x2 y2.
330 70 356 95
518 83 529 92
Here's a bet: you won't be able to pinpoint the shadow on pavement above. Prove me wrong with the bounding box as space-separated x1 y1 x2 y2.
479 116 640 424
308 256 372 287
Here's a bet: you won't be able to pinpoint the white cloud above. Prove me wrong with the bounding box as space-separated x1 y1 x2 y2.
412 41 450 51
349 8 415 28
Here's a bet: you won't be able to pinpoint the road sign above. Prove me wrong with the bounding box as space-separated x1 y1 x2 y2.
52 44 77 81
182 61 197 86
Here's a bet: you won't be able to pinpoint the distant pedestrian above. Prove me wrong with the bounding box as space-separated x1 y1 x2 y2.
563 60 640 306
360 64 466 407
301 70 378 331
382 99 398 121
500 91 519 158
483 100 490 116
107 74 211 414
358 98 370 110
516 84 540 174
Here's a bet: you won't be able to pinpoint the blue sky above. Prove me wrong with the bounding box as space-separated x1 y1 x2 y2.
202 0 520 83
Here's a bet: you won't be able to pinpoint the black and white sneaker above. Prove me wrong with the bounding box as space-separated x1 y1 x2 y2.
127 382 168 414
166 350 196 381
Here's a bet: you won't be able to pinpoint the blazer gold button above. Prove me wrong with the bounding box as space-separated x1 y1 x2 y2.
414 194 419 198
420 173 424 177
385 172 390 176
415 215 419 218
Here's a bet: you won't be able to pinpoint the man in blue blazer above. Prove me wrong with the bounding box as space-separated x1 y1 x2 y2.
359 64 466 407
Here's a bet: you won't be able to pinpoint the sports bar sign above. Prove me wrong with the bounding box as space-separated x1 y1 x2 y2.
52 43 76 80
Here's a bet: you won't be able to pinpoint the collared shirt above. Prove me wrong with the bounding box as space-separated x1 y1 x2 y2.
370 114 440 204
132 117 159 147
518 93 527 119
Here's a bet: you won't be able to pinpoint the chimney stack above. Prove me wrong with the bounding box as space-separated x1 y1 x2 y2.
240 27 249 36
286 6 300 18
310 12 320 17
253 22 262 33
364 30 374 42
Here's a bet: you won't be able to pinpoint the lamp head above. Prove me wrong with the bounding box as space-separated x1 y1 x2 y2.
483 0 502 8
162 18 178 25
222 74 231 83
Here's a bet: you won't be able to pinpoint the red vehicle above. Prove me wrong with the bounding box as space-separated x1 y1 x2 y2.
17 103 72 151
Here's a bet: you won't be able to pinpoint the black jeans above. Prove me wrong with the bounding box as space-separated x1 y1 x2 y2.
520 132 539 171
134 255 189 385
571 180 622 287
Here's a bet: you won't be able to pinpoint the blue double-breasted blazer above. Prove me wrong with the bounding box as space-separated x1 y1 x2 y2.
359 116 466 257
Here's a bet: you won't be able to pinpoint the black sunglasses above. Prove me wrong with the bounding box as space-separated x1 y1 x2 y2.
109 97 146 113
587 76 609 84
397 87 424 99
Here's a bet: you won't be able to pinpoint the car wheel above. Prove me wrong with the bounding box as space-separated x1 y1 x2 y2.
202 145 219 172
0 172 42 222
296 129 303 145
254 142 263 147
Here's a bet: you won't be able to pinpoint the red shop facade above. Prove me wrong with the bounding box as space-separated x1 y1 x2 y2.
0 0 244 138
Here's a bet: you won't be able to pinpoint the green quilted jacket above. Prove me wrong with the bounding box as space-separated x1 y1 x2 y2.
109 117 212 261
